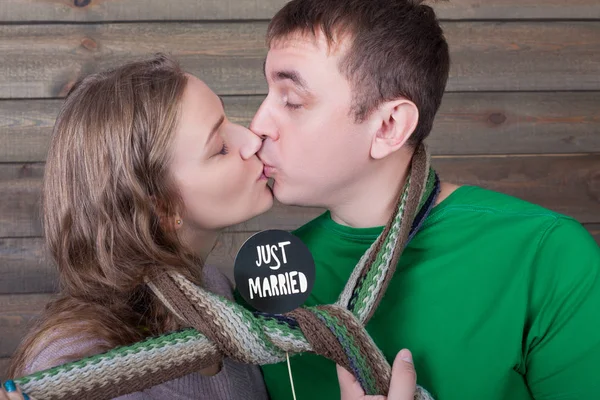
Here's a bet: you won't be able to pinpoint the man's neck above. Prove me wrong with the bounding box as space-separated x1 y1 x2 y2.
328 154 460 229
329 155 411 228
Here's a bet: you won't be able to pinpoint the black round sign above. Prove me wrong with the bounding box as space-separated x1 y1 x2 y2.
234 230 315 314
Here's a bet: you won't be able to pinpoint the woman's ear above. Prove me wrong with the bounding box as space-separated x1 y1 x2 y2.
370 99 419 160
152 196 183 231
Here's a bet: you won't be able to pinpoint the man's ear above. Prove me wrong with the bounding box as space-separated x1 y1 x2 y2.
370 99 419 160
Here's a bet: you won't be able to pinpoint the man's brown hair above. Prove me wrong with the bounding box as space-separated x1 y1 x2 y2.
267 0 450 145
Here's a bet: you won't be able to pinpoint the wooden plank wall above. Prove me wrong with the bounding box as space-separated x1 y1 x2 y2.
1 0 599 380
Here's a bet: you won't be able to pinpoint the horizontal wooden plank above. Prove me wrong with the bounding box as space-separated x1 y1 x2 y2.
0 0 287 21
1 21 599 99
0 293 53 358
435 0 600 20
445 21 600 92
431 92 600 156
1 0 599 22
0 164 45 238
2 92 600 162
0 22 268 98
2 154 599 238
0 238 56 294
434 154 600 223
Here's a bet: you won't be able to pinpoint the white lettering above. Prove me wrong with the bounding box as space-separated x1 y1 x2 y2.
278 241 291 264
269 245 281 270
249 277 262 300
278 274 288 295
255 246 263 267
262 277 272 297
289 271 299 294
248 271 308 299
298 272 307 293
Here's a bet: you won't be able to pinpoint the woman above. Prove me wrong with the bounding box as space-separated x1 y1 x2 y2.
7 54 271 399
3 54 418 399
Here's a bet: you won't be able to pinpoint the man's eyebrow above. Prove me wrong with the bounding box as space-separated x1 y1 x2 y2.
271 69 310 91
205 115 225 146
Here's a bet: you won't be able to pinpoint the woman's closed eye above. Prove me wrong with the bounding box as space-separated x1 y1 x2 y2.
218 142 229 155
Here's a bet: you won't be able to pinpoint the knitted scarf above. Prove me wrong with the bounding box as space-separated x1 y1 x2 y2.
15 144 439 400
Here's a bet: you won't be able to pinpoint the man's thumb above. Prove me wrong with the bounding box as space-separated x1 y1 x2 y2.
387 349 417 399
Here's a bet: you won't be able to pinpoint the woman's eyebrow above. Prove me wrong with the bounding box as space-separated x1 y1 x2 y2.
205 115 225 146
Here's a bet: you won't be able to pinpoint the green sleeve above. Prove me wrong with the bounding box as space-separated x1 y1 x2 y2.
525 218 600 398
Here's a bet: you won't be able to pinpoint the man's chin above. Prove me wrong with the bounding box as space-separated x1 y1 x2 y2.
272 183 318 208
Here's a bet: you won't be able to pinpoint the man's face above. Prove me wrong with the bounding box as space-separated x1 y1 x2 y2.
251 33 375 208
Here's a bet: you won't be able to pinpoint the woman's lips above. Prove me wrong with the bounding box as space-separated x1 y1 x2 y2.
263 164 276 178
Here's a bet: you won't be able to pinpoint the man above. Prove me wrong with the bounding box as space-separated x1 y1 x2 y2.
247 0 600 398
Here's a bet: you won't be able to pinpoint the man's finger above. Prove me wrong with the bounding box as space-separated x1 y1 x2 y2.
387 349 417 400
337 364 366 399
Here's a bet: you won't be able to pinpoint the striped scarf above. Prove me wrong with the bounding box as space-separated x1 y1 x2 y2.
16 144 438 400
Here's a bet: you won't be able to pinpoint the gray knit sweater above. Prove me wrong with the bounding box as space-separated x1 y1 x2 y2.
24 265 269 400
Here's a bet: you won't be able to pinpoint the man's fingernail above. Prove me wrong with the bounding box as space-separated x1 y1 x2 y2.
399 349 413 363
4 380 16 392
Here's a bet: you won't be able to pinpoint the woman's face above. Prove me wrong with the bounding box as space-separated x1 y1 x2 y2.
169 75 273 231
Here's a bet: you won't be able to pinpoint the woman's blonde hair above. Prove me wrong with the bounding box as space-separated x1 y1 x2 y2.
9 54 202 377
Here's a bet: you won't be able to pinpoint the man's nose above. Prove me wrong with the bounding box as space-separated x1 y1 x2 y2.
238 129 263 160
250 98 280 142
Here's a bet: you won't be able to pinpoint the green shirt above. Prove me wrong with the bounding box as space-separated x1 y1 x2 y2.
259 186 600 399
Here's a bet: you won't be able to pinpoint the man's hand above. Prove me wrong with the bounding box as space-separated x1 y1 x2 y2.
337 349 417 400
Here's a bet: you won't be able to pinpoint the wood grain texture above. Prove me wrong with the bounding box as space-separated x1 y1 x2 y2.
1 0 599 21
0 0 288 21
434 0 600 20
2 92 599 162
444 22 600 92
0 164 45 238
0 293 53 358
434 154 600 223
0 23 268 98
431 92 600 156
0 238 56 294
1 21 599 99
